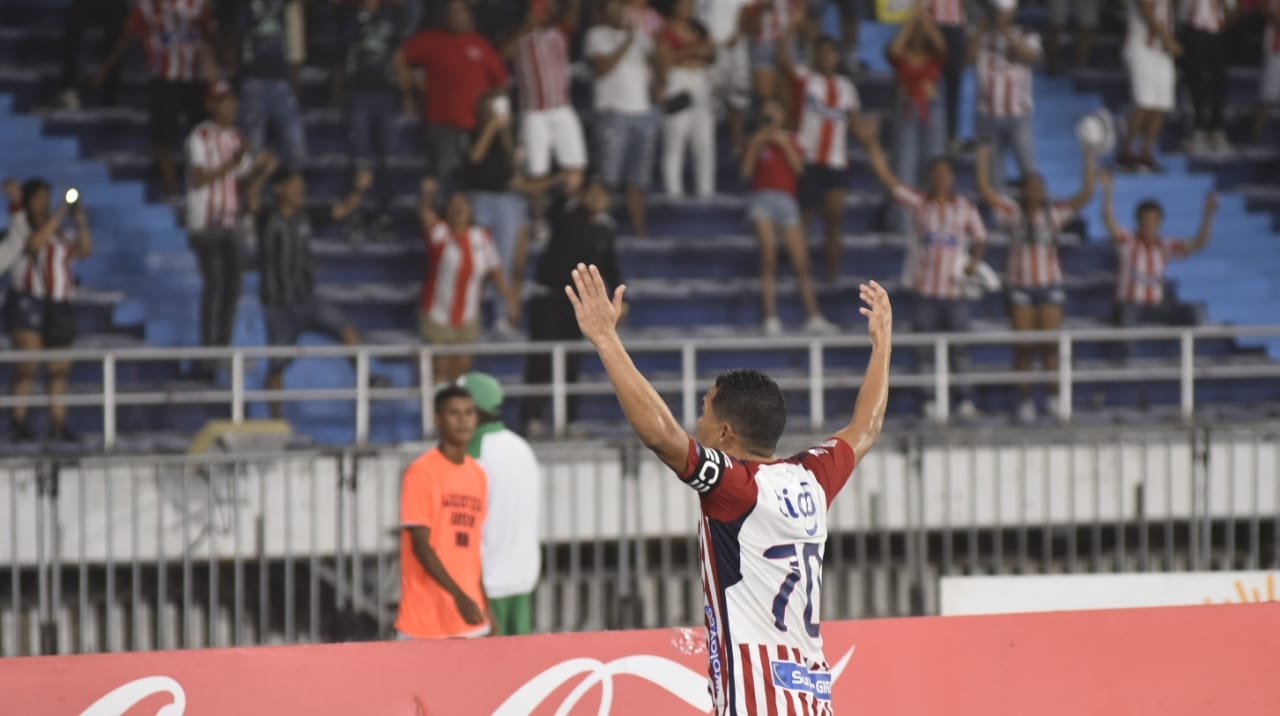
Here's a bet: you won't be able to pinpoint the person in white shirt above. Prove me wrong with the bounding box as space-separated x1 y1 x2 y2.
698 0 753 154
658 0 718 199
585 0 659 235
185 81 275 378
462 371 542 636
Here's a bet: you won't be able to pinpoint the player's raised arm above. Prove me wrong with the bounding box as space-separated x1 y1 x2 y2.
832 280 892 459
565 264 689 471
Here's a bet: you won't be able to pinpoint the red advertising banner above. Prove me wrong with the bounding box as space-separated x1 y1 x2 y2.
4 603 1279 715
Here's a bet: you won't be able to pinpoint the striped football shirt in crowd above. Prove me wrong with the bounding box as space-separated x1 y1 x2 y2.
1114 230 1190 306
514 25 572 112
975 27 1041 118
991 195 1075 290
421 221 501 327
186 121 252 231
127 0 215 81
892 185 987 300
4 214 78 301
793 66 860 169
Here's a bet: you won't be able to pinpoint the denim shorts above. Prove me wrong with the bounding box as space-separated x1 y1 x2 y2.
470 191 527 270
748 190 802 228
595 110 659 190
1009 286 1065 307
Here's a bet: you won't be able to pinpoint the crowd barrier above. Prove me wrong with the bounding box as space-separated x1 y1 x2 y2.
2 422 1278 657
3 603 1278 715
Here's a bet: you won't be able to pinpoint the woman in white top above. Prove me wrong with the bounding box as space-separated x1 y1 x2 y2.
3 178 93 442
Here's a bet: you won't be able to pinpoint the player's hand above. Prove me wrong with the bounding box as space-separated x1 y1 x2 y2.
566 263 627 347
454 593 486 626
859 280 892 350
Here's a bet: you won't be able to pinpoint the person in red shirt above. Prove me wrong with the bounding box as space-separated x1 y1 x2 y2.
741 100 835 338
395 0 509 190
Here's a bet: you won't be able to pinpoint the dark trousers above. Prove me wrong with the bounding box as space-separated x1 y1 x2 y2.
914 295 973 402
940 24 968 143
62 0 128 104
190 230 243 350
1181 27 1226 132
1113 301 1169 362
522 296 583 426
346 89 399 211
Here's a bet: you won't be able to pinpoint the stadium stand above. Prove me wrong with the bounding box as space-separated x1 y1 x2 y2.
0 0 1279 453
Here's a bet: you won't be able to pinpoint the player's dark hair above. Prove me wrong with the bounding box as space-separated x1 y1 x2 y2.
712 369 787 454
1135 199 1164 222
434 385 473 415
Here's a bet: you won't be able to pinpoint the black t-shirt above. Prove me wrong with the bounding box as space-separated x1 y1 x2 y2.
341 3 404 89
258 208 315 306
536 198 623 302
240 0 291 78
463 130 516 192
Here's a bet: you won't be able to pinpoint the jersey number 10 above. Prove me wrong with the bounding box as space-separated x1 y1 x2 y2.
764 542 822 638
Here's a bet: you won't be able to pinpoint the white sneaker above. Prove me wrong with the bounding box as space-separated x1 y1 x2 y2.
1211 130 1232 152
1046 395 1061 419
493 318 521 339
762 317 783 337
804 314 838 334
1017 399 1037 425
957 399 979 420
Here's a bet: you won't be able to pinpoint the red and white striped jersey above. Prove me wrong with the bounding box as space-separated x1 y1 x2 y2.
751 0 804 43
1128 0 1174 49
127 0 214 82
992 195 1074 289
892 185 987 299
1183 0 1232 33
922 0 965 26
624 4 665 39
1115 230 1189 306
793 67 860 169
5 215 78 301
1265 0 1280 54
185 121 252 231
678 435 857 716
514 25 572 112
421 221 501 327
975 27 1040 118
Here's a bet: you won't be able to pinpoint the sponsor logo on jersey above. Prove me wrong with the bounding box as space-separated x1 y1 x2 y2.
770 661 833 701
775 480 821 537
705 605 723 702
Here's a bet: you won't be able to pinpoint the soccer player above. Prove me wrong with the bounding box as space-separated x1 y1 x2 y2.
564 264 892 714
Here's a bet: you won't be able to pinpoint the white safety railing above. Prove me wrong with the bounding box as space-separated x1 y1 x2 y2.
2 325 1280 450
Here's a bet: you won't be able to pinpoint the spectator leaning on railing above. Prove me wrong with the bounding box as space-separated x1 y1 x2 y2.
3 179 93 443
186 81 277 379
1100 172 1217 362
397 384 491 640
462 372 542 637
860 119 986 421
976 143 1097 425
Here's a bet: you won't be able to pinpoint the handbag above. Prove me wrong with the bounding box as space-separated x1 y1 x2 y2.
662 91 693 115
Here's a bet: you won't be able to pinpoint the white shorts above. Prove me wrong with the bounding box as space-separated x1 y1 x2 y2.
711 40 750 111
1125 44 1176 112
1263 53 1280 104
521 106 587 177
1048 0 1099 27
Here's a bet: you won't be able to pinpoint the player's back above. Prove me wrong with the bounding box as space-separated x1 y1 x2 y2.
679 436 857 716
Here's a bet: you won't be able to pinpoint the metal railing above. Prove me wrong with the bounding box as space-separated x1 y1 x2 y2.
2 325 1280 449
1 422 1277 657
